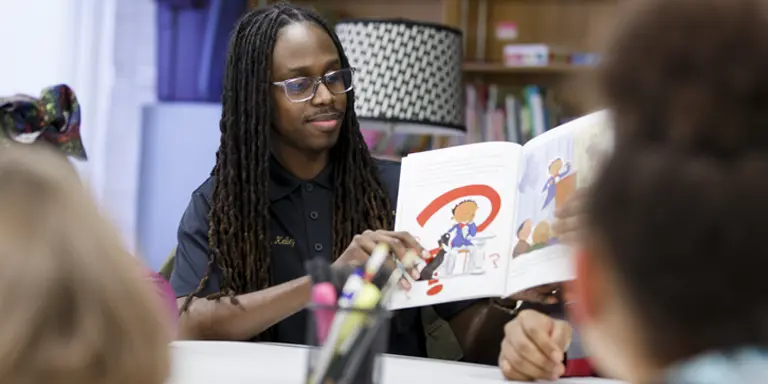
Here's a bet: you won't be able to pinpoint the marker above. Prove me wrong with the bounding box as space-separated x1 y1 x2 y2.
309 244 391 384
320 283 383 384
363 243 390 281
335 308 389 384
308 269 363 384
336 283 382 348
306 258 338 344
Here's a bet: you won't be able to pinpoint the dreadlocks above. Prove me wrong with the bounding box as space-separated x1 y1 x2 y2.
179 3 394 341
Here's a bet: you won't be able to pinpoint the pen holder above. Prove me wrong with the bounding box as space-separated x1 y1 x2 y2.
305 304 392 384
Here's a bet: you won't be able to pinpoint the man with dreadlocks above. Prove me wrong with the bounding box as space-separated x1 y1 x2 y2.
169 3 503 359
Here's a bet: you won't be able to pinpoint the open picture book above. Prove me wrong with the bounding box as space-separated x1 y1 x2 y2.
386 110 614 310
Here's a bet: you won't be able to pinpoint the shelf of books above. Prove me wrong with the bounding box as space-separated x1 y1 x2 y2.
365 82 580 161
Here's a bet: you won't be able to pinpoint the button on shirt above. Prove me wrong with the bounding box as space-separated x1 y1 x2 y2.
170 156 475 358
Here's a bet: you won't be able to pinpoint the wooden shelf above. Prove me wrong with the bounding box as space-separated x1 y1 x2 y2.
462 62 594 74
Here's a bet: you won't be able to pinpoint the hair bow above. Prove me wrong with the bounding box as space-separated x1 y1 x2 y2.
0 84 87 160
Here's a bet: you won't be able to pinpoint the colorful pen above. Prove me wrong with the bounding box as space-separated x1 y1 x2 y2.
309 244 391 384
307 258 338 344
321 282 383 384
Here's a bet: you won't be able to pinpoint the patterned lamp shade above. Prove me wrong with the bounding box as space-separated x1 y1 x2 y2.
336 19 466 136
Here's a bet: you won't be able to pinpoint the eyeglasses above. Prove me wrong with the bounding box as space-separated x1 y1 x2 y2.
272 68 355 103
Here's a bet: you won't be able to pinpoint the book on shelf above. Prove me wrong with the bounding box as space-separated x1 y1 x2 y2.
385 110 613 310
364 83 576 160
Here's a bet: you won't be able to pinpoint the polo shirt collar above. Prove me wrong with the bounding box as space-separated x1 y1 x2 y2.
268 155 333 202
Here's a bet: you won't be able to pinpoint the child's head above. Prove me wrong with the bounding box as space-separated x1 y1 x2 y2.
531 221 550 245
452 200 478 223
548 158 563 176
0 145 170 384
516 219 532 241
573 0 768 381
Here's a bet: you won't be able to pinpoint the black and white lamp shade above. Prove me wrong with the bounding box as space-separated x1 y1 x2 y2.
336 19 466 136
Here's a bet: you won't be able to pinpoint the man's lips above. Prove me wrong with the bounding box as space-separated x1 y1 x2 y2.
306 112 342 123
310 119 338 129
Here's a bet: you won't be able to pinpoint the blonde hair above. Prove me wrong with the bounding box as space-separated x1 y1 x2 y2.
0 144 170 384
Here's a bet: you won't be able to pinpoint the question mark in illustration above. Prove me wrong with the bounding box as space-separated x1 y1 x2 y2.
489 253 500 269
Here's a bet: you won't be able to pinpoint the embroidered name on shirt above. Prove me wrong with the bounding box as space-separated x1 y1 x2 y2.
273 236 295 247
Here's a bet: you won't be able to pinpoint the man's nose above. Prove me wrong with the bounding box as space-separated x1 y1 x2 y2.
310 81 333 106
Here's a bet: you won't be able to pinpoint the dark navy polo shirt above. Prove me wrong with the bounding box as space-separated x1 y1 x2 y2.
170 156 475 358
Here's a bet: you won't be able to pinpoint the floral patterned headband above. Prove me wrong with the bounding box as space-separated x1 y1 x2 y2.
0 84 87 160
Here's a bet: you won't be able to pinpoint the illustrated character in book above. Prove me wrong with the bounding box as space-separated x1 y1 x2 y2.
448 200 479 248
528 220 555 253
446 200 479 276
541 158 572 210
512 219 532 258
418 232 451 281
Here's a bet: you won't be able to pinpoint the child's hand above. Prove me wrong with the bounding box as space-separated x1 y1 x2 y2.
552 189 588 246
499 309 571 381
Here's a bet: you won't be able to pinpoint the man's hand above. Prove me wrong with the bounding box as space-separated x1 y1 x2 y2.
335 230 429 289
552 188 589 246
506 283 561 305
498 310 572 381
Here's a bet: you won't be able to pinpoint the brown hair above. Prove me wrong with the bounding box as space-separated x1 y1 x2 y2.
0 144 170 384
589 0 768 365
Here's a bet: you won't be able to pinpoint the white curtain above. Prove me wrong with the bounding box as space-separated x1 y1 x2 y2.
0 0 116 194
0 0 155 253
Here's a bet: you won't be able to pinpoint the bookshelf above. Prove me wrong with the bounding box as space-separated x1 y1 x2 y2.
252 0 617 77
252 0 617 157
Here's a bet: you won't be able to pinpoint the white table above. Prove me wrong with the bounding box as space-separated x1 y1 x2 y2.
168 341 626 384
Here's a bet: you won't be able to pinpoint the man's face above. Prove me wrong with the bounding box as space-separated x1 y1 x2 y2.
270 22 347 153
453 202 478 223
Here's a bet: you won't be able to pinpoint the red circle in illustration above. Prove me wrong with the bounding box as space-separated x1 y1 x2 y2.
416 184 502 256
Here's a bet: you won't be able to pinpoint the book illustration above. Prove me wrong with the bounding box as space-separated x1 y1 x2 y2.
410 184 502 297
417 233 450 281
541 157 572 211
386 111 611 310
515 137 577 258
512 219 532 257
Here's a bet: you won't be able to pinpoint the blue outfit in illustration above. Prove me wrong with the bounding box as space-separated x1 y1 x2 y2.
449 222 478 247
447 200 479 248
541 158 571 210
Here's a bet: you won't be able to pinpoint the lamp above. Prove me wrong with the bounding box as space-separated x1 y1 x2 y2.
336 19 466 136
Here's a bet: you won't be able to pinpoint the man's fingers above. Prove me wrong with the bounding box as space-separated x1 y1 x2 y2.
519 310 565 363
551 320 574 353
353 231 379 255
558 230 585 247
378 230 427 256
554 189 588 219
552 216 582 237
508 283 561 303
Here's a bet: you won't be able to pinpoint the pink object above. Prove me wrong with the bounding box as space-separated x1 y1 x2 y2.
311 282 338 343
147 271 178 334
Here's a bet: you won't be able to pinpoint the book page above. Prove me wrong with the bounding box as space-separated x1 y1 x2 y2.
386 142 522 310
505 110 612 297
